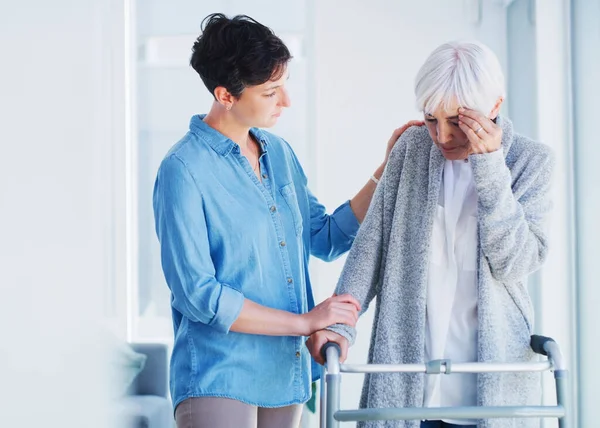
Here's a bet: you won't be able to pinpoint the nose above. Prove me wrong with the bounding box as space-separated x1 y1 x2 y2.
278 87 291 108
437 123 453 145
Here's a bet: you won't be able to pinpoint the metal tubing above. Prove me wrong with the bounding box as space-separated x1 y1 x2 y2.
340 361 551 374
555 370 570 428
334 405 566 422
545 341 567 371
323 344 341 428
326 373 341 428
320 366 327 428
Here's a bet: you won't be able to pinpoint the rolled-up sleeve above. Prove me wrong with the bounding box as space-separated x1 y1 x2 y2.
153 154 245 333
308 190 360 262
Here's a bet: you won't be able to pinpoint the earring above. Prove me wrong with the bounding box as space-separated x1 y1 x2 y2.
226 105 232 111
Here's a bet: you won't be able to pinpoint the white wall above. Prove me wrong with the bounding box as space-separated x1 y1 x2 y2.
0 1 121 426
571 0 600 426
532 3 577 427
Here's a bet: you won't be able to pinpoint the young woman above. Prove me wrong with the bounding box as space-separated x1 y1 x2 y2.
153 13 419 428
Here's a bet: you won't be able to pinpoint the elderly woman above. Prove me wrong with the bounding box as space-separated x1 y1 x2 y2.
307 41 554 428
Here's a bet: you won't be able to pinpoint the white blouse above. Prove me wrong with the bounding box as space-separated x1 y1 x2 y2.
424 159 479 425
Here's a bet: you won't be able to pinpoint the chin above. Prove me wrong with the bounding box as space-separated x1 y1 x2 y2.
439 149 469 161
261 116 279 128
442 153 467 161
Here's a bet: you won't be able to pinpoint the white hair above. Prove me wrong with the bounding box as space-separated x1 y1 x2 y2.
414 41 505 115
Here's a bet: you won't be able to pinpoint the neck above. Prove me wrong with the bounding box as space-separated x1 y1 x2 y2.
203 101 253 151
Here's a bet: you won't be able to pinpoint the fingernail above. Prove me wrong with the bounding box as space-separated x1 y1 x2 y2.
458 107 464 113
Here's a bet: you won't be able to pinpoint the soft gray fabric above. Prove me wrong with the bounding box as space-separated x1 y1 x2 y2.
327 116 554 428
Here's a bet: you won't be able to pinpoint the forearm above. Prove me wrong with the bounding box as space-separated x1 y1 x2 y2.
230 299 309 336
349 163 385 223
471 150 552 280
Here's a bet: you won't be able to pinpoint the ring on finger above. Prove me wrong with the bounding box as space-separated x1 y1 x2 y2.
475 126 483 135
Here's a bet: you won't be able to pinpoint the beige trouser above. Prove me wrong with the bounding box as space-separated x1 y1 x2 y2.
175 397 303 428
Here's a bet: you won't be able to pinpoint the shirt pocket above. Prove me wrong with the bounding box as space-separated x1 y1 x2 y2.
460 215 478 271
430 205 447 267
279 183 304 236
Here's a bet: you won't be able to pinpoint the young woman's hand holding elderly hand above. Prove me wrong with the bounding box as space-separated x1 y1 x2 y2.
300 294 361 336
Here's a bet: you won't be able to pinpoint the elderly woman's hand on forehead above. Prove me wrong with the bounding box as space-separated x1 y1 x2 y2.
458 108 503 155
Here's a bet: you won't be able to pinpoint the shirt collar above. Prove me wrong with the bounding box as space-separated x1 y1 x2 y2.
189 114 269 156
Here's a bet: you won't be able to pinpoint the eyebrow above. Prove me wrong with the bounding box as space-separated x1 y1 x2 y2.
264 74 291 91
425 113 459 120
264 84 282 91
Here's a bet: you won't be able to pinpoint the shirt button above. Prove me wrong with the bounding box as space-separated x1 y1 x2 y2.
262 173 268 179
295 351 301 357
270 206 277 212
280 241 286 247
287 278 293 284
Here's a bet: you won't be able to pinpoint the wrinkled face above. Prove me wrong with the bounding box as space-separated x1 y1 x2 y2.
424 101 470 161
232 68 291 128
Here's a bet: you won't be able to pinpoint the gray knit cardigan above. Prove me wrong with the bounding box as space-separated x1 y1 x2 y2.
328 116 554 428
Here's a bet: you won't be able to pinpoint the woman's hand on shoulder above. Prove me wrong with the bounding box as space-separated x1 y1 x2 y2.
384 120 425 165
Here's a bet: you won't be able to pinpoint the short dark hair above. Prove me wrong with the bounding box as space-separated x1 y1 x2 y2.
191 13 292 98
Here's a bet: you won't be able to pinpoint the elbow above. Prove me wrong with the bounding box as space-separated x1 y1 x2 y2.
488 239 549 282
206 284 245 333
309 221 355 262
313 250 343 263
310 238 349 262
171 281 245 334
489 265 515 282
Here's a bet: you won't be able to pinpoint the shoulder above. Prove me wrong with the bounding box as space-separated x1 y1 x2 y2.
509 133 554 162
164 131 209 167
157 132 206 184
400 124 431 147
387 125 433 169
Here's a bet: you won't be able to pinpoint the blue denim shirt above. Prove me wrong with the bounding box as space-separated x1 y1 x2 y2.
153 115 360 410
